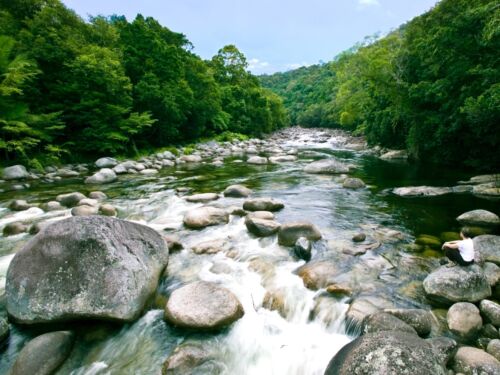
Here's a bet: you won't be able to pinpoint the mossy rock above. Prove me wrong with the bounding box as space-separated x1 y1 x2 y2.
440 231 460 242
422 248 442 258
403 243 425 253
415 234 442 250
464 226 491 237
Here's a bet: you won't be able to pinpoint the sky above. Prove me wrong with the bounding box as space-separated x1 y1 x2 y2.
61 0 440 75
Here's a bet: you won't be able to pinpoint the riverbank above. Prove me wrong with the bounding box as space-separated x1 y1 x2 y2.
0 127 499 374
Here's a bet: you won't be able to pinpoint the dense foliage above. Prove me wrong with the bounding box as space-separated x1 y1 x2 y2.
261 0 499 169
0 0 287 165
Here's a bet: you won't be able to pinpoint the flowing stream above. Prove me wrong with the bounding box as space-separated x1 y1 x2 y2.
0 128 498 374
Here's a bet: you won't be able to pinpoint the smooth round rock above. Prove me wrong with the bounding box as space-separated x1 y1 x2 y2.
352 233 366 242
185 193 219 203
164 281 244 331
3 222 28 236
223 185 252 198
56 192 86 207
85 168 117 184
77 198 99 207
6 216 169 324
296 261 339 290
162 343 215 375
423 265 491 305
99 203 117 216
325 331 447 375
2 165 29 180
41 201 64 211
452 346 500 374
245 216 280 237
247 211 274 220
95 157 118 168
10 331 75 375
71 205 98 216
243 198 284 212
278 222 322 246
9 200 32 211
457 210 500 227
343 178 365 189
304 159 350 174
183 207 229 229
294 237 312 261
487 339 500 361
447 302 483 338
88 191 107 200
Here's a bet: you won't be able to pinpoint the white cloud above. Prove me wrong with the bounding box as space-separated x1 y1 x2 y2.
247 58 271 73
285 62 313 71
357 0 380 9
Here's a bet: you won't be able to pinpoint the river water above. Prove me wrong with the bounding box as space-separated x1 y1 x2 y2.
0 128 498 374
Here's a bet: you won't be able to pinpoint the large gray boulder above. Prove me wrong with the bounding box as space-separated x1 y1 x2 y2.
95 157 118 168
278 222 321 246
447 302 483 338
457 210 500 227
426 337 458 368
84 168 117 184
474 235 500 265
243 198 284 212
480 300 500 327
2 165 29 180
10 331 75 375
164 281 244 331
183 207 229 229
304 159 350 174
361 312 418 335
324 331 447 375
452 346 500 374
385 308 434 337
6 216 169 324
423 265 491 305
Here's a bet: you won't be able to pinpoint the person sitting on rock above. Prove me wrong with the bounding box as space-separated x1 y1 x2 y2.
441 228 474 267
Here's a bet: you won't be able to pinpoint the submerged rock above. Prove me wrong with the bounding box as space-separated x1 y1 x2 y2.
380 150 408 160
324 331 446 375
6 216 169 324
164 281 244 331
191 239 231 255
304 159 350 174
10 331 75 375
457 209 500 227
243 198 284 212
278 222 322 246
183 207 229 229
423 265 491 305
296 261 339 290
342 178 365 189
247 156 267 165
392 186 452 197
162 343 219 375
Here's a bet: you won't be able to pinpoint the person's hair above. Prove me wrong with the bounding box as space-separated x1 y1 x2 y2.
460 227 473 238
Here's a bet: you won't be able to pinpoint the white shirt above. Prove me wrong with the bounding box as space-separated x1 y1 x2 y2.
458 238 475 262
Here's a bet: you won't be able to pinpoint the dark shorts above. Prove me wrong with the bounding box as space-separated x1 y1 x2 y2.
444 247 474 266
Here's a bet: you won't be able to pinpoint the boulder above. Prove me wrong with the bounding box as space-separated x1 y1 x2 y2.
361 312 418 335
140 168 159 175
180 155 202 163
352 233 366 242
304 159 350 174
483 263 500 288
88 191 107 200
9 200 32 211
346 296 395 327
447 302 483 338
380 150 408 160
278 222 321 246
324 331 446 375
2 165 29 180
9 331 75 375
392 186 452 197
243 198 284 212
342 178 365 189
247 211 275 220
385 308 434 337
191 239 230 255
185 193 219 203
487 339 500 362
71 205 98 216
99 204 117 216
6 216 169 324
423 265 491 305
3 222 28 236
426 337 458 367
56 192 86 207
77 198 99 207
183 207 229 229
29 222 49 235
95 157 118 168
41 201 64 211
164 281 244 331
296 261 339 290
480 300 500 327
85 168 117 184
162 343 217 375
474 235 500 265
223 185 252 198
164 234 183 252
247 156 267 165
269 155 297 163
452 346 500 374
294 237 312 261
245 216 280 237
457 210 500 227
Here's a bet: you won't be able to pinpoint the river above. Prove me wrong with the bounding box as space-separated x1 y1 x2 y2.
0 128 498 374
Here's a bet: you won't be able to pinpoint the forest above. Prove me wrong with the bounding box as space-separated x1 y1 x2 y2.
0 0 287 166
261 0 499 170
